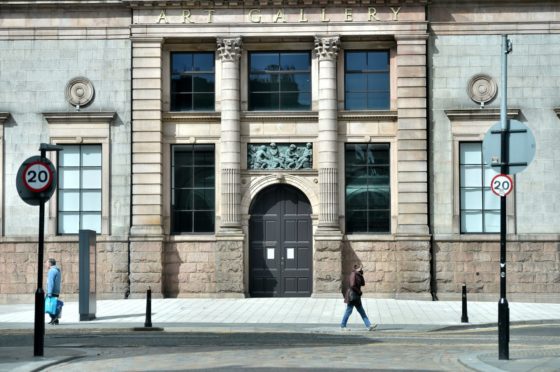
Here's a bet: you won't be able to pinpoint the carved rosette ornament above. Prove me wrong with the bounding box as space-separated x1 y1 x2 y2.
65 77 95 108
467 74 498 106
217 37 242 61
313 35 340 60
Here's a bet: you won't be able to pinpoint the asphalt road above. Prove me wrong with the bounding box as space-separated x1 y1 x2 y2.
1 324 559 371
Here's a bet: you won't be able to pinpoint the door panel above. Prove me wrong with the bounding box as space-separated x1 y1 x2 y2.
249 184 312 297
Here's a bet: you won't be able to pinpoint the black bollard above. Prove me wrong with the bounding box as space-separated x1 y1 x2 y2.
461 283 469 323
144 287 152 328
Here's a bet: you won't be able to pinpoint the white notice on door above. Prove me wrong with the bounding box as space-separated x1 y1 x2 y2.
287 248 294 259
267 248 275 260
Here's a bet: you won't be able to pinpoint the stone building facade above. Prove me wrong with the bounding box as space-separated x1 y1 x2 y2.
0 0 558 303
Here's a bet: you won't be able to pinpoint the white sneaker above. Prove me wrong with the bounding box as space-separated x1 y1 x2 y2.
368 324 377 331
340 327 350 331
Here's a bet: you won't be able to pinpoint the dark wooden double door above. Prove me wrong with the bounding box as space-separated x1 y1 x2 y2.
249 184 312 297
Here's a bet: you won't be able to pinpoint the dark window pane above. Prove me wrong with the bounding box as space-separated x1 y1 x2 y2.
345 166 368 187
345 93 367 110
193 53 214 71
249 74 279 92
193 93 215 111
193 167 215 188
346 51 367 71
193 74 215 92
193 145 214 165
249 93 279 110
368 210 390 233
280 53 309 71
251 53 279 72
367 74 390 91
280 92 310 110
174 167 193 188
174 189 193 210
174 147 193 166
280 73 310 92
172 75 192 93
345 144 368 166
345 74 367 92
194 211 214 232
367 51 389 70
346 188 367 210
193 189 214 209
368 186 390 209
171 93 193 111
346 210 367 233
173 211 193 233
172 53 193 73
367 93 390 110
368 145 390 164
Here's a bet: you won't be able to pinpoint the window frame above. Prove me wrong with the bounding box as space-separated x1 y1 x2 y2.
343 50 391 111
344 142 391 234
247 50 312 111
57 144 103 235
459 141 501 234
170 51 216 112
170 144 216 234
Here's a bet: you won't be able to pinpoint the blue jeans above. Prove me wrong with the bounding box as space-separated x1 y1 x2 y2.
340 303 372 328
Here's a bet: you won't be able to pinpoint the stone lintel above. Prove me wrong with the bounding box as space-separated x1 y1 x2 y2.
43 111 116 124
445 108 521 121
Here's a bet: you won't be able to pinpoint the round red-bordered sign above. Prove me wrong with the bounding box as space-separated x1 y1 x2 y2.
491 174 514 197
22 161 53 193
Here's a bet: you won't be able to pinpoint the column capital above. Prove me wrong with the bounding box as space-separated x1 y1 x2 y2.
217 37 243 62
313 35 340 61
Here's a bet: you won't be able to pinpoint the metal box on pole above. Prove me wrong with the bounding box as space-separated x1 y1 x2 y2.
79 229 97 321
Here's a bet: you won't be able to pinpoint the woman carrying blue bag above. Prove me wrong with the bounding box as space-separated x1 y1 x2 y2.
45 258 62 325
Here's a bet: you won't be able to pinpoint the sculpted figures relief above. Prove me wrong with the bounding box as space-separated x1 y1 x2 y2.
248 143 313 170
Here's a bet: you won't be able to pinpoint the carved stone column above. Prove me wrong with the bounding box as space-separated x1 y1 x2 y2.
313 35 343 296
215 37 244 295
217 37 242 232
314 35 340 231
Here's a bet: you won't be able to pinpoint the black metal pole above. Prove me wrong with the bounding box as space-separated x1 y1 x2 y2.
461 283 469 323
498 34 511 361
144 287 152 328
34 150 46 357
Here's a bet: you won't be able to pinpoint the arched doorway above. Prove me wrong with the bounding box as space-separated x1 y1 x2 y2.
249 184 312 297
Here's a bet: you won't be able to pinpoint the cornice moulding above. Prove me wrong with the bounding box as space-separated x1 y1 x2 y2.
338 110 398 121
124 0 428 7
444 108 520 121
43 111 116 124
163 112 221 123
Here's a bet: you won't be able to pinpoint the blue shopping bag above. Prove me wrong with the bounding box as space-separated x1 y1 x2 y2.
56 299 64 318
45 296 58 316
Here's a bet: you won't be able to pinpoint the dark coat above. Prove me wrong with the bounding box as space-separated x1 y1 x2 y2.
344 269 365 304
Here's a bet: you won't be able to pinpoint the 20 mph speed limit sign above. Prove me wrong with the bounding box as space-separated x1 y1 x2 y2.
16 156 58 206
491 174 514 197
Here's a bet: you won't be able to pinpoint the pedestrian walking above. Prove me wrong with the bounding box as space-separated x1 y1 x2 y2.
340 264 377 331
45 258 61 325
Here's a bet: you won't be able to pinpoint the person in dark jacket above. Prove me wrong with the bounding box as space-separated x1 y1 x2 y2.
340 264 377 331
46 258 61 325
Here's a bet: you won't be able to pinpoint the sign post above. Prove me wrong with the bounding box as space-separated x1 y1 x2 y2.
16 144 62 357
482 36 535 361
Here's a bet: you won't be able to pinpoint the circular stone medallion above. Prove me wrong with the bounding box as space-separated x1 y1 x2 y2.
467 74 497 105
65 77 95 107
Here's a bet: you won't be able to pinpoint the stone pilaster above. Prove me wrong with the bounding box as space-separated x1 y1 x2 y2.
314 35 340 231
395 34 430 236
217 37 242 231
313 35 343 295
130 38 164 236
129 38 164 296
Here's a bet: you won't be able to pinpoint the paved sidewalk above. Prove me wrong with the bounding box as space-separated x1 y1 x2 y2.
0 298 559 371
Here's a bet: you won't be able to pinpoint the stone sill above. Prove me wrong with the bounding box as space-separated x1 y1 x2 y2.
242 111 318 122
338 110 398 121
166 235 217 242
345 234 396 242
